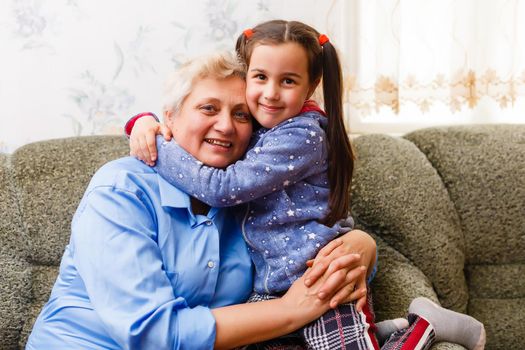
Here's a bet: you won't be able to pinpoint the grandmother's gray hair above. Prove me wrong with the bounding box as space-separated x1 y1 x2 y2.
162 51 246 117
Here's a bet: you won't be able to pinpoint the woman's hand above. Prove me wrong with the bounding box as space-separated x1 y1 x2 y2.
279 273 333 327
303 230 377 311
129 116 172 166
213 273 333 349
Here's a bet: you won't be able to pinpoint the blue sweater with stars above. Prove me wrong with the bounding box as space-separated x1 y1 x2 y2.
154 111 345 294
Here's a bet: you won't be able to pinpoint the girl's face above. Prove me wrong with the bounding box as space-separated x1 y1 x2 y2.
166 76 252 169
246 42 316 129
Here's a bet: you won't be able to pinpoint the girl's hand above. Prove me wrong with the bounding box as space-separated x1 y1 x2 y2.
129 116 172 166
303 230 377 311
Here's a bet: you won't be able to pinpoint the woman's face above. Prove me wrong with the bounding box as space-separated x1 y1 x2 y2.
166 76 252 168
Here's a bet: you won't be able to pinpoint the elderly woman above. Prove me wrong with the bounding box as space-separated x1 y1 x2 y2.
26 52 377 350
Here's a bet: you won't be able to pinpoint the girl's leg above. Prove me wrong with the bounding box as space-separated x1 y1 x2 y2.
380 314 435 350
243 338 306 350
407 297 485 350
381 297 486 350
302 293 380 350
375 319 409 345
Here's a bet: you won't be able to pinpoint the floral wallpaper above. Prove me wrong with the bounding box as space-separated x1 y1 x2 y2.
4 1 522 151
0 0 345 153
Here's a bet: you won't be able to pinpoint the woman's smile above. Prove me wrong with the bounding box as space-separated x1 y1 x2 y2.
204 138 233 149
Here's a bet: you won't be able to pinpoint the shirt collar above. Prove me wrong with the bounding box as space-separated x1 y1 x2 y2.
157 173 191 208
156 173 219 223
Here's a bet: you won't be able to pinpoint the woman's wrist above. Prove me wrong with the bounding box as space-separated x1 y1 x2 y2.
280 276 329 329
212 296 314 349
275 298 304 333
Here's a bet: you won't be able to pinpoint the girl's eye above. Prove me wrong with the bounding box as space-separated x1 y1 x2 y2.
234 111 251 123
283 78 295 85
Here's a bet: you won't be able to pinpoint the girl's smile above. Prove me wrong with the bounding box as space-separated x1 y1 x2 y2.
259 103 285 113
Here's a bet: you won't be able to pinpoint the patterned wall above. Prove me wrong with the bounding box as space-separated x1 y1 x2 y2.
0 0 345 153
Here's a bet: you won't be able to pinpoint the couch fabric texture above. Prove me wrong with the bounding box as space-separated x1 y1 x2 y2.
0 126 523 349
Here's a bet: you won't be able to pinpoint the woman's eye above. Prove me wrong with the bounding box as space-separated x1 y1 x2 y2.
200 105 217 113
254 74 266 81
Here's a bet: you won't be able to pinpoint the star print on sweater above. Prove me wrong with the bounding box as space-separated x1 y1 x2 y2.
154 111 343 294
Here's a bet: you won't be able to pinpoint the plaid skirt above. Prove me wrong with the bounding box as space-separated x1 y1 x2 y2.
239 292 379 350
236 293 436 350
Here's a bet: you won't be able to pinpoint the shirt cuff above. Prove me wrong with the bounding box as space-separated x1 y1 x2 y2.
124 112 159 138
176 305 216 350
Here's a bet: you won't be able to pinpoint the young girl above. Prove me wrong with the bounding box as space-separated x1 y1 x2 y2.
126 20 485 350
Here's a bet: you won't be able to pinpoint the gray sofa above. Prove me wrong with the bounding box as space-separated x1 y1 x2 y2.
1 125 523 349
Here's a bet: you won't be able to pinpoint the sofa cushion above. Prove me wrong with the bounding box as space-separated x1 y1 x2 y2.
351 135 468 312
466 264 525 299
469 298 525 349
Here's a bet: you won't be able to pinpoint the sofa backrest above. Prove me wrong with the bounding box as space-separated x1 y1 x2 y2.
352 125 525 349
1 136 128 349
405 125 525 348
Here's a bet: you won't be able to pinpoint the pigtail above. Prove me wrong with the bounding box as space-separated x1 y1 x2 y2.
320 42 355 227
235 33 247 61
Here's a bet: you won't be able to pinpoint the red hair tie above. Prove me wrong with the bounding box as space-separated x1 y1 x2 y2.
318 34 329 46
243 29 254 39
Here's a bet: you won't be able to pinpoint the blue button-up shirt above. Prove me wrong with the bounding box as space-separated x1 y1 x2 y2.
26 157 253 350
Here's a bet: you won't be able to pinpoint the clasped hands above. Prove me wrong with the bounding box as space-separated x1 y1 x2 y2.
300 229 377 312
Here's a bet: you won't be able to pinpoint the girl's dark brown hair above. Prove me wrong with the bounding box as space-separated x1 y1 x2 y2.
236 20 355 226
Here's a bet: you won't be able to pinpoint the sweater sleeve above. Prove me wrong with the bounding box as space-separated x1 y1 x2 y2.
154 118 328 207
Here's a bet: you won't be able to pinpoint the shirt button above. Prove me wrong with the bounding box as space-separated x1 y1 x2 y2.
205 220 213 226
207 260 215 268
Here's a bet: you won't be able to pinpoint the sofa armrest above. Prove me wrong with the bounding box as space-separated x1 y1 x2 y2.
370 234 438 321
370 236 466 350
0 154 31 348
351 134 468 312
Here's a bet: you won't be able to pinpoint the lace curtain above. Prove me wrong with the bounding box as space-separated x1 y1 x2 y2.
341 0 525 134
